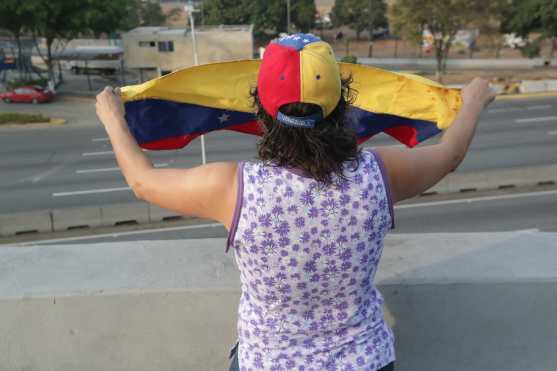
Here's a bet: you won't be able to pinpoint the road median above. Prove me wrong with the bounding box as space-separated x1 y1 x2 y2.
0 164 555 238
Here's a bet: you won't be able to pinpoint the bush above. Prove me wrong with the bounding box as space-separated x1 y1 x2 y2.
519 40 541 59
6 79 48 91
340 55 358 64
0 113 50 124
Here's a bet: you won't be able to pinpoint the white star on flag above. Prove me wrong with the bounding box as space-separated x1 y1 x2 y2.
303 39 309 43
218 113 230 123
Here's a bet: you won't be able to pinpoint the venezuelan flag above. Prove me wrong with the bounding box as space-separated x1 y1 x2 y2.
120 60 462 150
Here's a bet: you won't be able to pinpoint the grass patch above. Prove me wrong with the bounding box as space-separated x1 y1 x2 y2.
6 78 48 91
0 113 51 125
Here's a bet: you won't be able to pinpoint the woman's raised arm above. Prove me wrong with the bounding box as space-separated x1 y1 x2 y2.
95 87 238 228
376 78 497 203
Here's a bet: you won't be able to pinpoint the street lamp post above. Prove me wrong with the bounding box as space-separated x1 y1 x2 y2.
286 0 291 33
185 2 206 165
368 0 373 58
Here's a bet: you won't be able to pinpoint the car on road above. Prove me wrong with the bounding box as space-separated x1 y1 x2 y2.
0 86 55 104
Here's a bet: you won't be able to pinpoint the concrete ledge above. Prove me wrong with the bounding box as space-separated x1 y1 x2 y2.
52 206 102 232
0 210 52 236
1 232 556 370
1 166 554 237
0 204 191 237
0 290 239 371
428 164 557 194
149 205 188 223
101 202 150 227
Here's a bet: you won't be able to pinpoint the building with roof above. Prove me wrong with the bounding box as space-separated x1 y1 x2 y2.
122 25 254 81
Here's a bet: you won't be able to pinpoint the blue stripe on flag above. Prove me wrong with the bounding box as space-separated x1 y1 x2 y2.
348 106 441 142
124 99 441 147
125 99 256 145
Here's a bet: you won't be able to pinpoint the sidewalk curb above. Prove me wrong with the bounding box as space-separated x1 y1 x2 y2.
0 118 67 130
58 93 96 101
495 91 557 100
426 164 557 195
0 165 555 238
0 204 191 238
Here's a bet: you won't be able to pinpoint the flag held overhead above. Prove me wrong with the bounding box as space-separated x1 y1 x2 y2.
121 55 461 150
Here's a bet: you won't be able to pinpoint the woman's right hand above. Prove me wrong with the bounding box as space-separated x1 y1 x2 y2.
461 78 497 111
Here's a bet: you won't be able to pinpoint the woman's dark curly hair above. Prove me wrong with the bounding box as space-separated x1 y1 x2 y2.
251 75 360 185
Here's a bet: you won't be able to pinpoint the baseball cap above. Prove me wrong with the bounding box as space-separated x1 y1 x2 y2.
257 33 342 128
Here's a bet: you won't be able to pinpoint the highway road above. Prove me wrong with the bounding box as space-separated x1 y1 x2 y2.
7 185 556 246
0 96 556 214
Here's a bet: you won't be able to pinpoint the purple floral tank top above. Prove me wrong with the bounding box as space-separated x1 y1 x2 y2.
226 149 395 371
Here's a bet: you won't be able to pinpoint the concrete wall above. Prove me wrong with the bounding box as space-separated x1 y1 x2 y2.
1 232 556 370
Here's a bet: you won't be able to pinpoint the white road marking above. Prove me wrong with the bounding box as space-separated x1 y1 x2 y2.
10 223 224 246
548 130 557 135
92 137 109 142
31 166 62 183
488 107 522 113
527 105 552 110
76 167 120 174
515 116 557 124
75 163 168 174
82 150 113 156
396 190 557 209
52 187 130 197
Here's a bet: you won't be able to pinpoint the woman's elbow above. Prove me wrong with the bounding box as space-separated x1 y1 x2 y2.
449 151 465 172
129 178 147 200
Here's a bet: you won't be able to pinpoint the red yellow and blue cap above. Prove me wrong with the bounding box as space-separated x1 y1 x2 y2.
258 33 341 128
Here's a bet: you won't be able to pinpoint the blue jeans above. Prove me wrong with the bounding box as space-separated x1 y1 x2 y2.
227 341 395 371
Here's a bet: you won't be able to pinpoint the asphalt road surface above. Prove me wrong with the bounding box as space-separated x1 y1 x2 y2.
5 185 555 246
0 96 555 214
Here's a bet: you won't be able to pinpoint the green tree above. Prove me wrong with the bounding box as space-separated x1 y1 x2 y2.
474 0 510 58
203 0 252 25
27 0 91 83
86 0 130 37
291 0 317 33
0 0 36 78
332 0 387 40
502 0 557 61
331 0 348 27
389 0 495 78
120 0 168 30
140 0 167 26
203 0 315 36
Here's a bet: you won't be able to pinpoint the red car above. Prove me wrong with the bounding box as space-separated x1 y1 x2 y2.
0 85 55 104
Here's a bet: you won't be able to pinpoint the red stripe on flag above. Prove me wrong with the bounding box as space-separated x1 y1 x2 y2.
384 126 419 147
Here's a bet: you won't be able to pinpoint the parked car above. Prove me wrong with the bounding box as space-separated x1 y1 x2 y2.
0 86 55 104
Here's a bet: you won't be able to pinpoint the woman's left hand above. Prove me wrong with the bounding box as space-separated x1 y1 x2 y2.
96 86 126 129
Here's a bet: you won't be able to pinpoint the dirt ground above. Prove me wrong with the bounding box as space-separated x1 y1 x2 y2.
311 27 557 86
424 68 557 85
318 26 554 61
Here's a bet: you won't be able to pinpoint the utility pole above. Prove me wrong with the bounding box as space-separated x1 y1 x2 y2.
286 0 291 33
368 0 373 57
185 2 206 165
